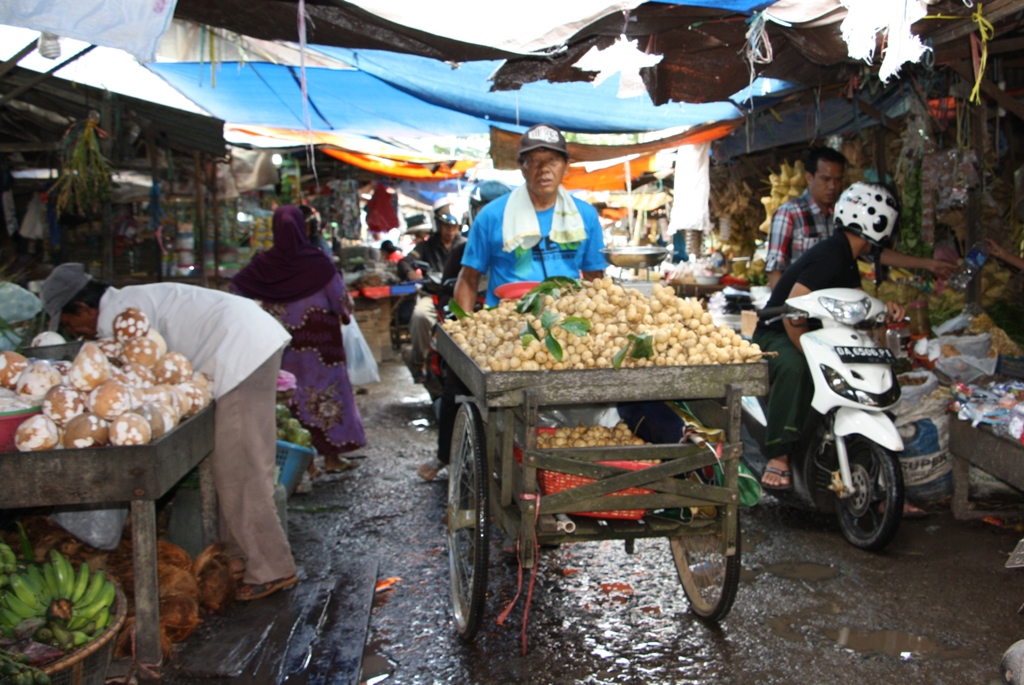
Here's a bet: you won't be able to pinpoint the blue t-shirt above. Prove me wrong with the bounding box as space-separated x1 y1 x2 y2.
462 193 607 306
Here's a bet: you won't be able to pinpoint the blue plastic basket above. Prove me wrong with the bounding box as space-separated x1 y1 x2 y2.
390 283 418 295
276 440 315 495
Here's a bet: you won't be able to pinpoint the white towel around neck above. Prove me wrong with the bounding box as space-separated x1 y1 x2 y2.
501 184 587 253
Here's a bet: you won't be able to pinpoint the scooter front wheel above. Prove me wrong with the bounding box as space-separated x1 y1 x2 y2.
834 436 903 551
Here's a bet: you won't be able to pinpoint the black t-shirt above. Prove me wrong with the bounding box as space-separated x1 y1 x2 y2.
441 241 466 284
409 233 466 274
757 230 862 334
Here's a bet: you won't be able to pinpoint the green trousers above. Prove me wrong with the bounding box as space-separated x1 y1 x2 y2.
752 328 815 459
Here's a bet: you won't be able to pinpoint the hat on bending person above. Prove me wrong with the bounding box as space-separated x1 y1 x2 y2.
40 263 92 331
518 123 568 158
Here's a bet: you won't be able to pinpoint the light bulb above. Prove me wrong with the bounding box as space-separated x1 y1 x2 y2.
37 33 61 60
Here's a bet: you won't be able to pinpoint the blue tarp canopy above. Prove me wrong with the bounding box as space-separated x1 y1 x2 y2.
149 62 498 138
314 47 758 134
647 0 774 10
150 51 762 136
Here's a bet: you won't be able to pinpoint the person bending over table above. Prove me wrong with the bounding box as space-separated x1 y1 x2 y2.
40 264 298 601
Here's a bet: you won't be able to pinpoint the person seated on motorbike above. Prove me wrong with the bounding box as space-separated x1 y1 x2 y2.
439 182 514 295
754 182 905 492
404 204 467 381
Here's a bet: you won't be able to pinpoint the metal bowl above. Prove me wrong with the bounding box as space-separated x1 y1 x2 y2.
601 246 670 269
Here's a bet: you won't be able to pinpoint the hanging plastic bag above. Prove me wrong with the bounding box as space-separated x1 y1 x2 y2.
342 318 380 385
51 505 128 550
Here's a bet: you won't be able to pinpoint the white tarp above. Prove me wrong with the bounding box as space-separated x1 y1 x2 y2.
0 0 178 62
344 1 645 55
668 142 710 233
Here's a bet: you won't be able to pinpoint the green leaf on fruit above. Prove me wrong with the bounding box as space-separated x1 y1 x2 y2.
449 300 469 320
560 316 591 337
545 335 563 362
612 342 631 370
628 332 654 359
540 310 559 331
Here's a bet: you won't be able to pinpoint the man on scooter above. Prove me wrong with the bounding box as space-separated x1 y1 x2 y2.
404 203 467 382
755 183 905 491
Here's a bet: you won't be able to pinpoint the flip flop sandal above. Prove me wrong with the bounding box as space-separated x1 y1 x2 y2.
237 575 298 601
760 465 792 492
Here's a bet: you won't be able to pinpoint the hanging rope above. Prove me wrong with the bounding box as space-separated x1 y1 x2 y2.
969 4 994 105
742 12 773 101
297 0 319 185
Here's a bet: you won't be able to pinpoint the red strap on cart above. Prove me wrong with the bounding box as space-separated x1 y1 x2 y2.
496 492 541 655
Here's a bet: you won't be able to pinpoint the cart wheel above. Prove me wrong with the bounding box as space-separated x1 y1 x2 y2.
447 402 489 642
670 517 741 622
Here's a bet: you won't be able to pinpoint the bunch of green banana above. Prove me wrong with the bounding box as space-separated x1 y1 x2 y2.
0 648 50 685
0 551 116 652
0 544 16 593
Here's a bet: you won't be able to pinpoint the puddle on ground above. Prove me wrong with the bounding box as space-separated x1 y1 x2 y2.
767 603 845 643
824 627 975 660
739 567 760 583
764 562 840 581
767 616 806 642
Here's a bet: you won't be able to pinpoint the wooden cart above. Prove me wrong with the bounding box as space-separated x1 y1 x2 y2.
436 327 769 641
0 404 216 670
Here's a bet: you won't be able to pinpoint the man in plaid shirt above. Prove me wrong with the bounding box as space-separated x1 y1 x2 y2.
766 148 956 289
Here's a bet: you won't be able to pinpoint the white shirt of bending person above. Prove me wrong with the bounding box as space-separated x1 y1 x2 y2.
95 283 292 399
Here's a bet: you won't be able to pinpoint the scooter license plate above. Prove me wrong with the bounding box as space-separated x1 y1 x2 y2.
834 346 896 364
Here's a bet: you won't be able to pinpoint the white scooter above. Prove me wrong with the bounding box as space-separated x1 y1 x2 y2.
743 287 906 551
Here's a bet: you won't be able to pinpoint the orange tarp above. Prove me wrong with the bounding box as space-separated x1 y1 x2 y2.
561 155 659 191
322 148 476 181
490 118 743 169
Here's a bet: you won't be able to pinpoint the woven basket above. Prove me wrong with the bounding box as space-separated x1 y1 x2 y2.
41 586 128 685
537 461 656 520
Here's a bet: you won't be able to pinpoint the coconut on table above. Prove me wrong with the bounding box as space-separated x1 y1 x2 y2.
0 308 217 670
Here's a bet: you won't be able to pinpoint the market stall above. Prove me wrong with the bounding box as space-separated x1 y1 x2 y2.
0 405 215 670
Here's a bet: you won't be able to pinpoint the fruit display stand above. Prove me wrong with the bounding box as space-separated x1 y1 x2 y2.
435 325 769 640
0 405 215 673
949 419 1024 520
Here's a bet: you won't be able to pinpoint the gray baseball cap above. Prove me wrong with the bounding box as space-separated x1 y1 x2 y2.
40 263 92 330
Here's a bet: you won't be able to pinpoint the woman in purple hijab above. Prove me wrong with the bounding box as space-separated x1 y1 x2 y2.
233 205 366 472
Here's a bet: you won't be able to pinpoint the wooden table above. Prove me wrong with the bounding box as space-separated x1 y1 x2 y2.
949 418 1024 519
0 404 216 671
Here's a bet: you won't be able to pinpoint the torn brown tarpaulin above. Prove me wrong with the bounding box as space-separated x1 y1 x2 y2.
173 0 862 105
489 118 743 170
173 0 517 62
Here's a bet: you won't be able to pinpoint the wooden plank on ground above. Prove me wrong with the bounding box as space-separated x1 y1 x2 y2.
170 557 378 685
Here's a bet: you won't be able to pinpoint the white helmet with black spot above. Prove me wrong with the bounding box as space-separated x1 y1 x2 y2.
834 182 899 246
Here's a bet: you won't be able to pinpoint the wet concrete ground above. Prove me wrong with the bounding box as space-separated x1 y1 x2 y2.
230 362 1024 684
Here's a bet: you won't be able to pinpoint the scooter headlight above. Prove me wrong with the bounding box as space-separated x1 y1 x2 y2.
819 365 902 407
818 296 872 325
